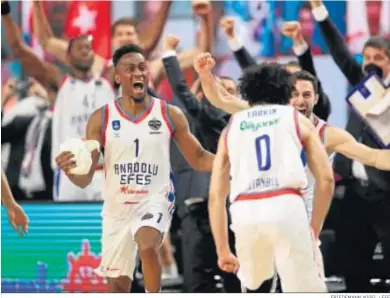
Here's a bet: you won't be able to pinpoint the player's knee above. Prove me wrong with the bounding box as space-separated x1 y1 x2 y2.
138 245 159 261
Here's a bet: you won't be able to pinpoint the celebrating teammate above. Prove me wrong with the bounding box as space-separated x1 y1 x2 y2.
55 45 214 293
206 62 332 292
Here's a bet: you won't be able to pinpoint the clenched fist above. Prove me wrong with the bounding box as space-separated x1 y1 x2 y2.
218 251 240 274
163 35 180 52
220 16 236 39
193 52 216 74
192 0 211 17
282 21 304 44
309 0 323 8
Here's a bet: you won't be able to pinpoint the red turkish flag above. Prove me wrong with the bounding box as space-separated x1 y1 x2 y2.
65 1 111 59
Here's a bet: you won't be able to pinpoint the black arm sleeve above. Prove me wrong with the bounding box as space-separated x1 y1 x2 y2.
232 46 257 70
317 16 364 85
162 55 202 117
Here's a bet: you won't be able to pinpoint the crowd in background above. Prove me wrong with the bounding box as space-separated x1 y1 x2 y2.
1 0 390 293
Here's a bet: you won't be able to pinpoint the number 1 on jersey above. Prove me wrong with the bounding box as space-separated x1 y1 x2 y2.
134 138 139 157
255 134 271 171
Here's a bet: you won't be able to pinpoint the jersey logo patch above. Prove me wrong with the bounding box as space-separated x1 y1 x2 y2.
141 213 154 221
112 120 121 131
148 118 162 134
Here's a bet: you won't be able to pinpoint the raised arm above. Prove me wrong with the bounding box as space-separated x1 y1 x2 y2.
168 105 215 172
283 21 331 120
137 0 172 57
31 1 68 65
31 2 106 75
149 0 214 84
194 52 249 114
162 35 202 117
299 113 334 239
309 0 363 85
325 126 390 170
2 2 62 91
220 16 257 69
54 108 103 189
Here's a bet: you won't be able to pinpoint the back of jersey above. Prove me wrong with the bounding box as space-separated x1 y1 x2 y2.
227 105 308 202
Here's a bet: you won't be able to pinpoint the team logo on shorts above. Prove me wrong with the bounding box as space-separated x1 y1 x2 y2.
112 120 121 131
141 213 154 221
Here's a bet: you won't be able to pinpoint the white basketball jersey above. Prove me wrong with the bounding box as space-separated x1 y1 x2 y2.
304 116 335 219
227 105 308 203
101 97 174 212
51 76 115 169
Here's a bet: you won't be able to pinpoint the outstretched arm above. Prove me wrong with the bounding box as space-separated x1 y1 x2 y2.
31 1 68 65
2 2 62 91
208 129 231 255
325 126 390 170
55 108 103 188
149 1 214 84
194 52 249 114
31 2 106 75
138 0 172 57
168 105 215 172
161 35 202 117
220 16 257 69
283 21 331 121
309 0 363 85
299 113 334 239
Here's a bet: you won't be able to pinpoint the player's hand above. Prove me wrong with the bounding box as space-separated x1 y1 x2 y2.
309 0 323 8
282 21 304 44
7 203 29 236
1 78 16 107
193 52 216 74
192 0 211 17
218 251 240 273
220 16 236 39
55 151 76 174
163 35 180 52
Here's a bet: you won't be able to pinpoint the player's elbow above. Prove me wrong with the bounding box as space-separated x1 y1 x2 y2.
9 41 26 58
316 173 335 194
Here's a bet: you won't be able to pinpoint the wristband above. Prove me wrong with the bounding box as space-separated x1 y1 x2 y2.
1 1 11 15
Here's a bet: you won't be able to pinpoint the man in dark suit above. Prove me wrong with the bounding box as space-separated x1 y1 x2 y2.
310 0 390 292
161 35 240 293
220 16 331 121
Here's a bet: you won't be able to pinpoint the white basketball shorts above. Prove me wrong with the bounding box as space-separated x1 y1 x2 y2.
94 193 173 279
230 194 327 292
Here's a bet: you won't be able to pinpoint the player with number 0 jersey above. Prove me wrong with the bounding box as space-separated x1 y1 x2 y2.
205 63 334 292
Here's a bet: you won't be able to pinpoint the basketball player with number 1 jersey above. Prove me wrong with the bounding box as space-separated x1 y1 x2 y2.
206 63 334 292
55 44 214 293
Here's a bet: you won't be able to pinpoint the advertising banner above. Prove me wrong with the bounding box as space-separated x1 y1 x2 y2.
1 203 106 293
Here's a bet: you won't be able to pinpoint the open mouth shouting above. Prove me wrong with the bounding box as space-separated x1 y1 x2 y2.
133 81 145 92
294 105 307 116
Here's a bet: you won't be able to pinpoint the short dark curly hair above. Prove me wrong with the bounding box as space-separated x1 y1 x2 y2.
67 35 90 54
290 70 319 94
113 44 144 66
238 63 293 106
